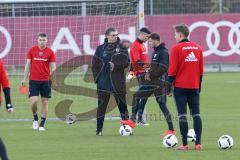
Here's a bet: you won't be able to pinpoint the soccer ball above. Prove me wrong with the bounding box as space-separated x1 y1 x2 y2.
119 125 133 136
65 113 76 125
162 134 178 148
187 129 196 142
218 135 234 149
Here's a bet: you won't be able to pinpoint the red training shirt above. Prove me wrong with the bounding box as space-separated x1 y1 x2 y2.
27 46 56 81
0 59 10 104
130 39 149 75
168 41 204 89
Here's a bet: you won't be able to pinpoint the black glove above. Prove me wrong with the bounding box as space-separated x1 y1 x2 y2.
49 80 52 87
6 103 13 111
162 80 172 94
199 75 203 93
3 88 13 111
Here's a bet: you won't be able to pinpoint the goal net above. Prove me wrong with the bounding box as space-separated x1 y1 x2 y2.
0 0 139 121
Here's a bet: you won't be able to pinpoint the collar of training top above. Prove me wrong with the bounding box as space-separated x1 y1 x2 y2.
154 43 166 51
136 38 144 43
179 38 190 43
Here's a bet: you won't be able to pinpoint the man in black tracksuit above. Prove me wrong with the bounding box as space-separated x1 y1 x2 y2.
92 27 132 136
133 33 175 136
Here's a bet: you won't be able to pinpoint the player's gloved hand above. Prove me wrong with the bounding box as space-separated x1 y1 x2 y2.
126 72 135 83
199 83 202 93
144 72 151 81
48 79 53 87
109 62 115 71
6 104 14 113
49 79 57 89
162 81 173 97
143 63 151 70
3 88 14 113
21 79 27 86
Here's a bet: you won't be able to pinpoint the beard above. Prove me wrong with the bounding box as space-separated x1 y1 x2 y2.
38 42 46 48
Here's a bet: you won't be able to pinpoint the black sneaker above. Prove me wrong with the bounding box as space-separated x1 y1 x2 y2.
96 131 102 136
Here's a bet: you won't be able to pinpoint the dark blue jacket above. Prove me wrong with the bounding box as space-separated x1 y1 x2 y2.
92 39 129 94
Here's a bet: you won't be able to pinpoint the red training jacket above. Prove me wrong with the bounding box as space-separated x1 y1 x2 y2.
0 59 10 104
130 39 149 75
168 41 204 89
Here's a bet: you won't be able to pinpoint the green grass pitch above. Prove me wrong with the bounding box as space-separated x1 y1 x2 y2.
0 73 240 160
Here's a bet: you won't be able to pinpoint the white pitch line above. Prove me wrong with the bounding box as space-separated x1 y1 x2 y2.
0 116 121 122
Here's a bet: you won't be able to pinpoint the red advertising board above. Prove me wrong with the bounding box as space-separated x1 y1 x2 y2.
146 14 240 64
0 14 239 65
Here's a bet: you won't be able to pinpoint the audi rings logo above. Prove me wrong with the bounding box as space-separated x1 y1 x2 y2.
189 21 240 57
0 26 12 58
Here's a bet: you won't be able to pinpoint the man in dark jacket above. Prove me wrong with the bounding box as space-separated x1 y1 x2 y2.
133 33 175 136
92 27 134 136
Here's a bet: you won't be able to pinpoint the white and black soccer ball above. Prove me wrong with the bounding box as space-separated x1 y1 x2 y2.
218 135 234 149
65 113 76 125
163 134 178 148
187 129 196 142
119 125 133 136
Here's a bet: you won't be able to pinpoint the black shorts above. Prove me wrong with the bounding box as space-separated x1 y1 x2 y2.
29 80 51 98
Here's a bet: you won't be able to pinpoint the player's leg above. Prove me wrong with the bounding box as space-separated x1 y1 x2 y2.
131 74 145 121
131 85 151 122
136 98 148 124
136 85 154 125
96 91 110 135
0 138 8 160
29 80 40 130
173 88 188 149
114 93 129 120
131 93 140 122
30 96 38 118
39 81 51 131
39 97 48 131
187 89 202 149
155 94 174 132
118 94 136 129
154 85 175 136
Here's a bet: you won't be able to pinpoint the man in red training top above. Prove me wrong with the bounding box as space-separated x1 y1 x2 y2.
21 33 56 131
168 24 204 150
0 59 13 160
0 59 13 113
121 27 151 126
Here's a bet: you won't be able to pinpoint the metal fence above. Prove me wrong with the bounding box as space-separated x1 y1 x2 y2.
0 0 138 17
145 0 240 15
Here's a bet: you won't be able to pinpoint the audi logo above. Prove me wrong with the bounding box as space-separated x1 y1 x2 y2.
189 21 240 57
